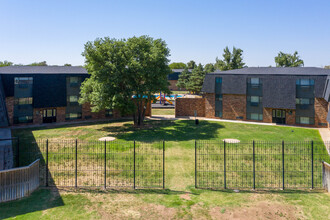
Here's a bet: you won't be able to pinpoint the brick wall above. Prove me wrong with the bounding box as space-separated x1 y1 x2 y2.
175 98 205 117
222 94 246 120
5 97 14 125
286 110 296 125
263 108 272 123
204 93 216 118
315 98 328 127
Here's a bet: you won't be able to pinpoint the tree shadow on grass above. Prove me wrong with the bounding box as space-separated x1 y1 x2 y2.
98 119 225 142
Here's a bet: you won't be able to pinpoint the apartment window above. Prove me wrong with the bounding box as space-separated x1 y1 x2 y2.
296 98 313 105
14 97 33 105
65 113 82 120
106 109 113 117
14 77 33 85
67 95 79 106
296 79 314 87
296 116 314 125
247 96 261 106
13 116 33 124
215 94 222 101
216 77 222 83
248 113 263 121
69 77 79 87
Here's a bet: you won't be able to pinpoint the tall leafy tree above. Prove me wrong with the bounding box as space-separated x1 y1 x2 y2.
176 67 191 90
186 64 205 94
79 36 171 126
215 46 245 71
0 60 13 67
274 51 304 67
169 62 186 69
187 60 197 69
204 63 215 73
64 63 72 66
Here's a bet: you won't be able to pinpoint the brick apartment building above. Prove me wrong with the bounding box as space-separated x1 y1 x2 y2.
0 66 150 127
176 67 330 128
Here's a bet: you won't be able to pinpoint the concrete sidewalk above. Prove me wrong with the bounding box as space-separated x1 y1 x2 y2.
0 128 13 170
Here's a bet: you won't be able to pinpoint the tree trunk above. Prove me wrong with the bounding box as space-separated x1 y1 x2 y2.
133 99 146 126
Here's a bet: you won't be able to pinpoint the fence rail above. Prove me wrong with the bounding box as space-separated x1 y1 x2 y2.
322 161 330 192
0 159 39 203
195 140 330 189
14 139 165 189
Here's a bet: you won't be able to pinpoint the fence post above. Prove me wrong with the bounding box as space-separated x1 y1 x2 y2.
104 140 107 189
224 140 226 189
46 139 49 187
16 137 20 167
163 140 165 189
75 139 77 188
133 140 136 189
195 140 197 189
253 140 255 190
311 140 314 189
282 140 284 190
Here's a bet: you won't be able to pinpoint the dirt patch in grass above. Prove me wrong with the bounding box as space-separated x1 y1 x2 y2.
85 192 176 220
209 201 305 220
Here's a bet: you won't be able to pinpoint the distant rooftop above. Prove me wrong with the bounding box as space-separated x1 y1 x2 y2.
210 67 330 76
0 66 88 74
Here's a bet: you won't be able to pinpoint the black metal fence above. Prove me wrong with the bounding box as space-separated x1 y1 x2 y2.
13 139 165 189
195 140 330 189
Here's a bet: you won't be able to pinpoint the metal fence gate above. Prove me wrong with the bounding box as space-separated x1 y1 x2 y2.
14 139 165 189
195 140 330 189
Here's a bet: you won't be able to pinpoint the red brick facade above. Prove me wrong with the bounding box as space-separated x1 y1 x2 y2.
204 93 216 118
5 97 151 126
222 94 246 120
175 98 205 117
315 98 328 127
175 94 329 128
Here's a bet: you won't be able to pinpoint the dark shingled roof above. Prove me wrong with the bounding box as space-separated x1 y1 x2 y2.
0 66 88 74
202 67 329 110
210 67 330 75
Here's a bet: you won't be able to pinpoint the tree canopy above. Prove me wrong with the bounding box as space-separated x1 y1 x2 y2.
28 61 48 66
169 62 186 69
79 36 171 126
185 64 206 94
187 60 197 69
176 67 191 90
0 60 13 67
215 46 245 71
274 51 304 67
204 63 215 73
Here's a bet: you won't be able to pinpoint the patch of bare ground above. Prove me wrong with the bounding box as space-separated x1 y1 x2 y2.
85 193 176 220
209 201 305 220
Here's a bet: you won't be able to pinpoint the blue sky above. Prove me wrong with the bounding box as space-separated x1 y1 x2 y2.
1 0 330 67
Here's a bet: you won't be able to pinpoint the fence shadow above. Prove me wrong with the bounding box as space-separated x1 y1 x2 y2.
9 134 65 216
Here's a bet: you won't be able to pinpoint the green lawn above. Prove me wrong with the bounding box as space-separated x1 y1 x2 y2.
5 119 330 219
152 108 175 115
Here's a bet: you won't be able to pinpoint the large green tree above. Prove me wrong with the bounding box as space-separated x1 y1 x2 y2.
0 60 13 67
186 64 205 94
169 62 186 69
187 60 197 69
176 67 191 90
79 36 171 126
215 46 245 71
274 51 304 67
204 63 215 73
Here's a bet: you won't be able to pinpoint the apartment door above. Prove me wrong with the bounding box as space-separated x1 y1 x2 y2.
43 109 56 123
272 109 286 124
